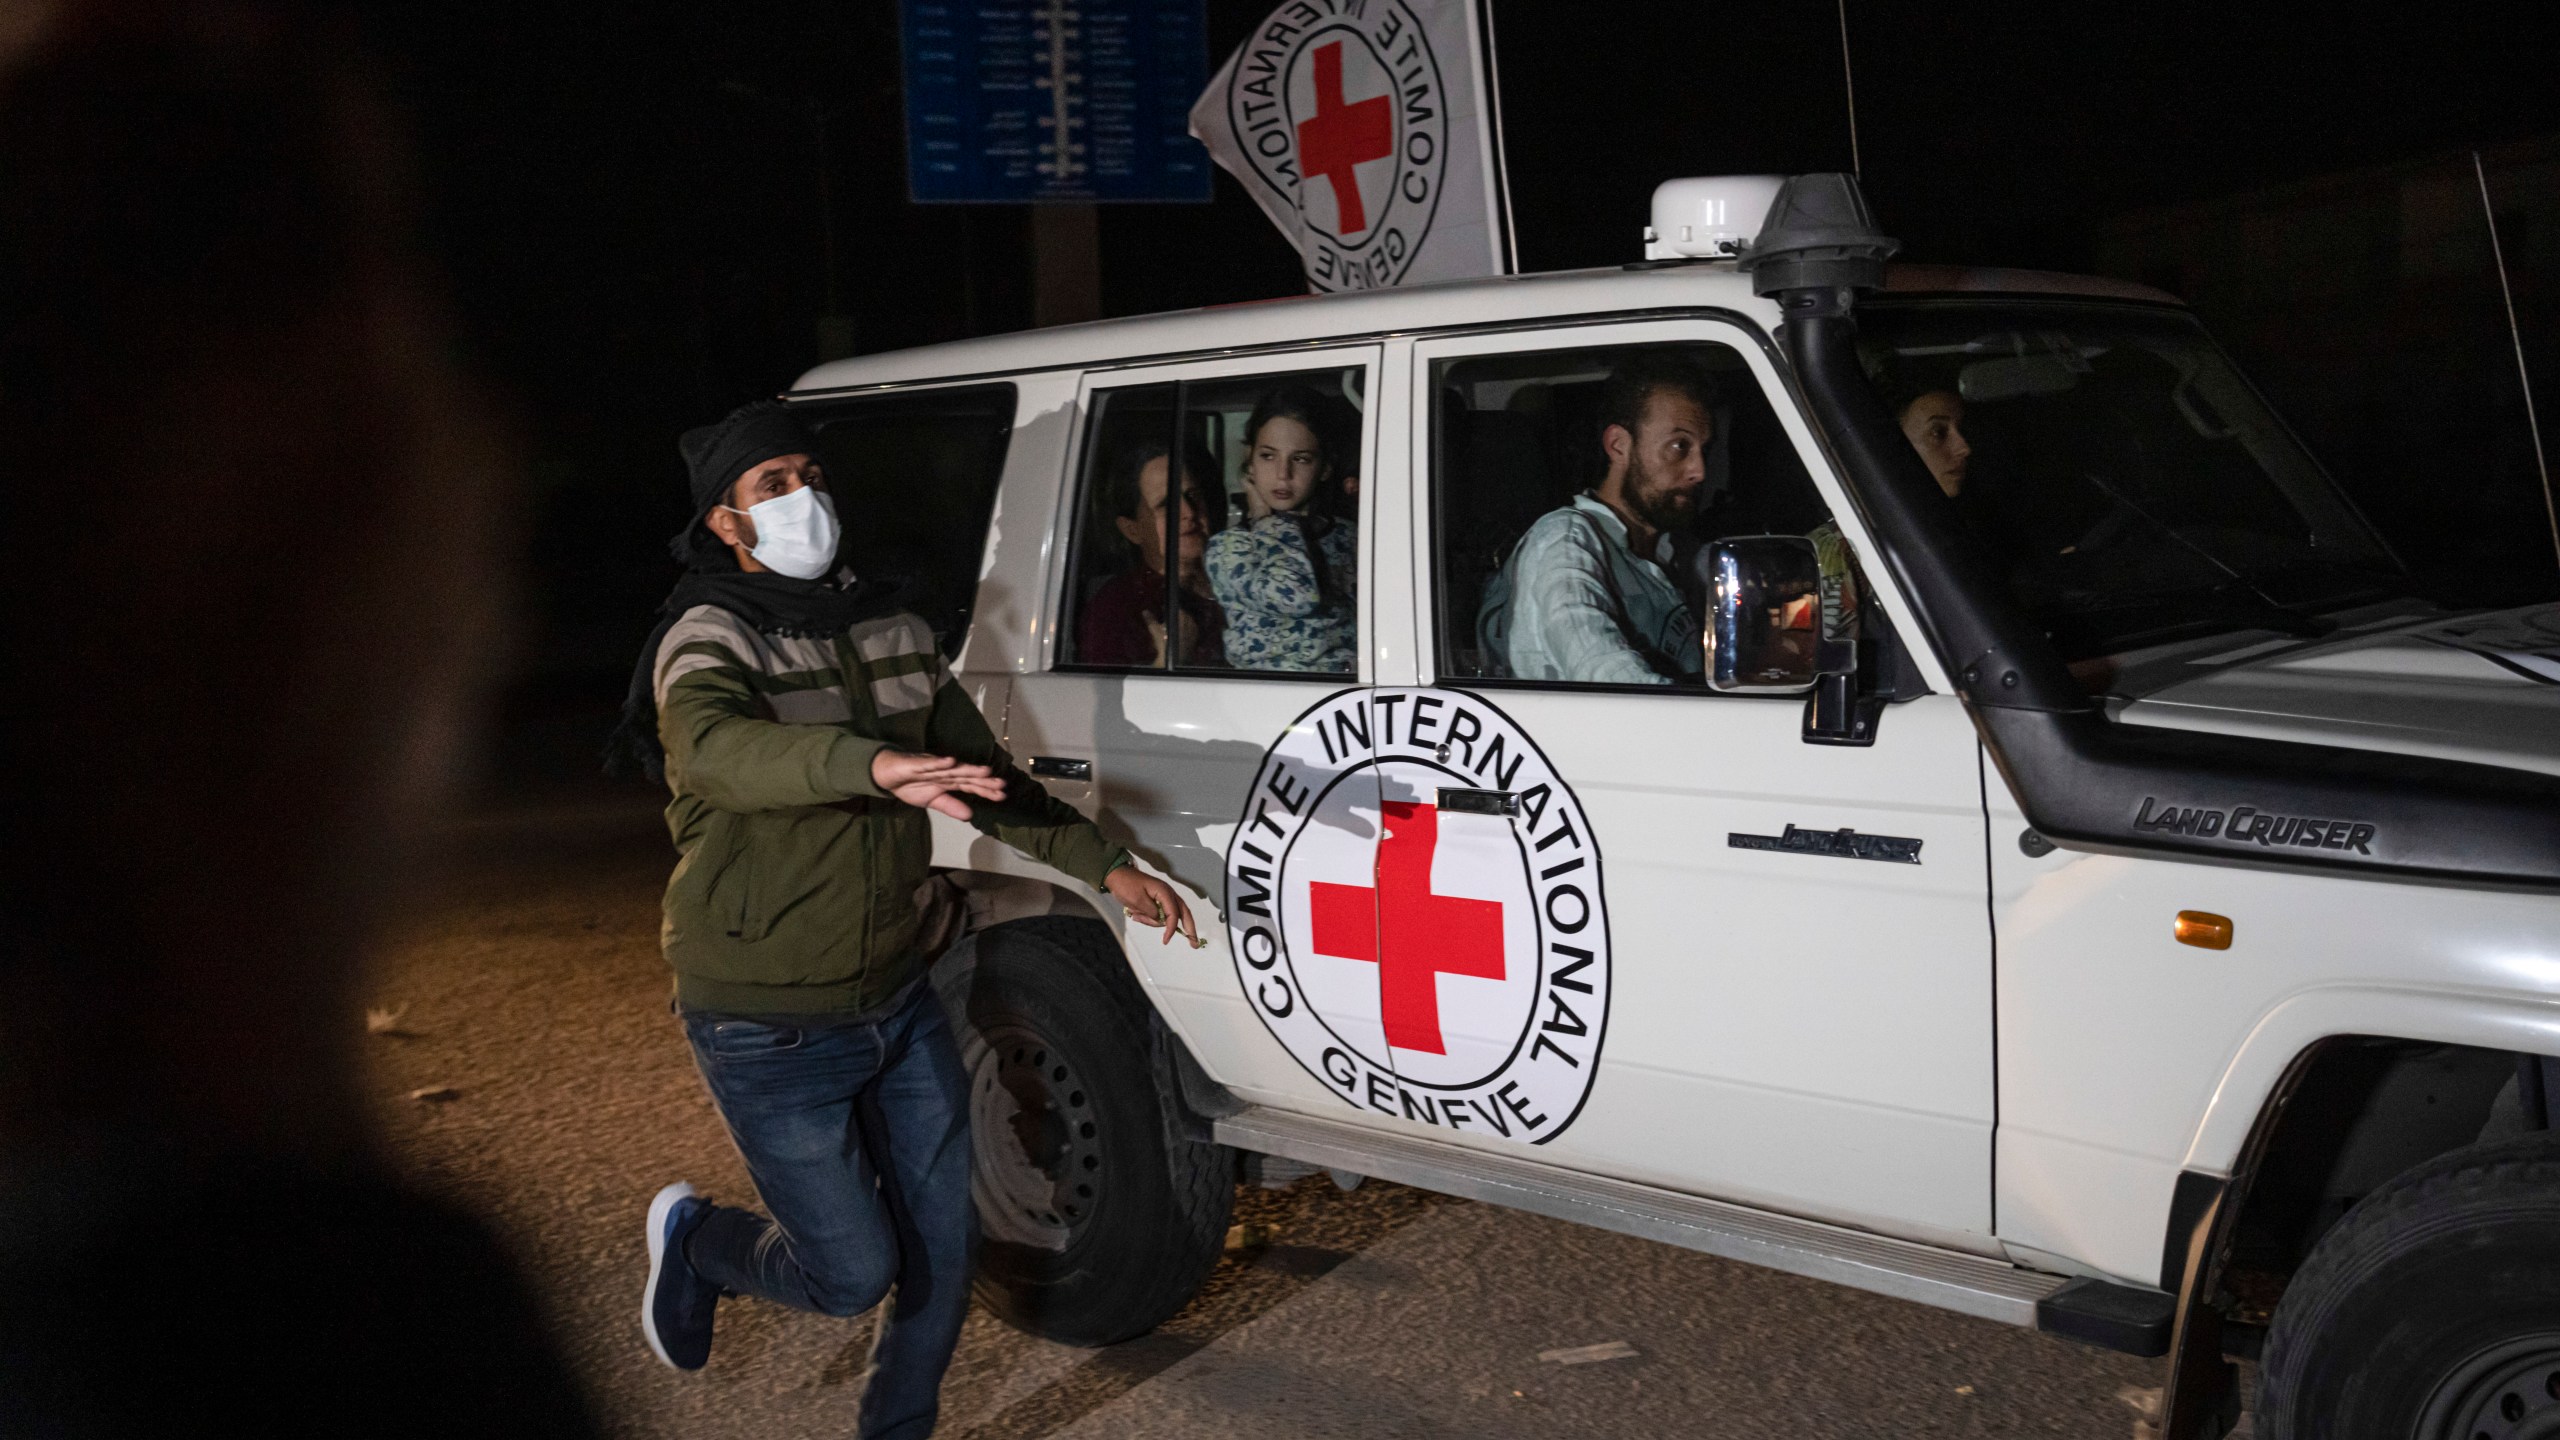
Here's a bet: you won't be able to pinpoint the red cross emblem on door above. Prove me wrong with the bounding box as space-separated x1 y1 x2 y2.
1308 800 1506 1054
1294 40 1393 236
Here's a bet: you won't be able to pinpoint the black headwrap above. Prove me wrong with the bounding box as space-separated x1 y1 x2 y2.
666 399 819 558
601 401 902 782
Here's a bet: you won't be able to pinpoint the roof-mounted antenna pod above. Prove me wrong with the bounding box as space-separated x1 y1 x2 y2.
1642 175 1786 261
1738 172 1899 304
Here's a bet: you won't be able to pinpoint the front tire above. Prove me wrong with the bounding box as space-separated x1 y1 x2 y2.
938 915 1233 1347
2257 1134 2560 1440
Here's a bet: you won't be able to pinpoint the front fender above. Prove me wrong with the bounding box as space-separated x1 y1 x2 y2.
2182 984 2560 1174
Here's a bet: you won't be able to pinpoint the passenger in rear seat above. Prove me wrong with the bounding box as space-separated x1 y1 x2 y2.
1205 387 1358 673
1076 440 1226 668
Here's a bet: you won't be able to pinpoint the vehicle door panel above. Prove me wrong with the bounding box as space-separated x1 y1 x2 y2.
1005 348 1394 1116
1404 319 1997 1246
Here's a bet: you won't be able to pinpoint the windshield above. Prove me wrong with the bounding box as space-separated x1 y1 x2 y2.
1855 300 2406 660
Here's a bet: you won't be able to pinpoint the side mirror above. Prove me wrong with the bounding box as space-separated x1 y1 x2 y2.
1704 536 1826 694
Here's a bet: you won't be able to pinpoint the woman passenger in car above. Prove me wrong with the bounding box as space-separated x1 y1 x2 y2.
1205 387 1356 672
1077 440 1225 667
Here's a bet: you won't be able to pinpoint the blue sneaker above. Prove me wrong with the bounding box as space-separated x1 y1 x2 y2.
641 1182 718 1370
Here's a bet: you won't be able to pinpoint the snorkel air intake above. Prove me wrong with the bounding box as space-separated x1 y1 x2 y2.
1741 174 2082 715
1742 173 2560 890
1737 173 1899 294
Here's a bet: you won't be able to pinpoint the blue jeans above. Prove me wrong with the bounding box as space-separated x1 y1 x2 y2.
681 982 976 1440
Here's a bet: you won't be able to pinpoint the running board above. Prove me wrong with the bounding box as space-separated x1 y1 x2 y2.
1212 1105 2068 1328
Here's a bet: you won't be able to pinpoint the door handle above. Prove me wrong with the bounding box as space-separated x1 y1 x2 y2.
1029 755 1092 781
1437 786 1517 817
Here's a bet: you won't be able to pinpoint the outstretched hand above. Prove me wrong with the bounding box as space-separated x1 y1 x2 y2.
872 750 1008 820
1105 866 1199 948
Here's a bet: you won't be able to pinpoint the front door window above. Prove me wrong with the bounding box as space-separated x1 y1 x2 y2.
1432 340 1837 690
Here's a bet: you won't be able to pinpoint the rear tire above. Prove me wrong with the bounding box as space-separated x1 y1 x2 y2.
938 915 1232 1347
2256 1133 2560 1440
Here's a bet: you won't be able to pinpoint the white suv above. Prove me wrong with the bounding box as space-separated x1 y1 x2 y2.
778 175 2560 1440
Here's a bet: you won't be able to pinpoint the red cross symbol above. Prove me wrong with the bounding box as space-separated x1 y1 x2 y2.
1295 40 1393 236
1308 801 1506 1054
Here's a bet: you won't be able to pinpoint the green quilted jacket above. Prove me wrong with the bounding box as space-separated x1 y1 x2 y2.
654 604 1127 1015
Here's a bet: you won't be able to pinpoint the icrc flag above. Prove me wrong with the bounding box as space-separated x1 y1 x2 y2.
1189 0 1516 292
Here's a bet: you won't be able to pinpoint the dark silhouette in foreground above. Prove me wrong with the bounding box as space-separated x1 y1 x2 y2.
0 6 596 1433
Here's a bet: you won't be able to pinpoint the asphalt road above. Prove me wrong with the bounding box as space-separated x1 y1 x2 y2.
365 799 2170 1439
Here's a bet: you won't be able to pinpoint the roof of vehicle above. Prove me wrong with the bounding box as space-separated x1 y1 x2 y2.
788 262 2183 396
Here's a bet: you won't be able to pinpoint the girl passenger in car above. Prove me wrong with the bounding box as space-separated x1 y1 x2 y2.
1205 387 1357 672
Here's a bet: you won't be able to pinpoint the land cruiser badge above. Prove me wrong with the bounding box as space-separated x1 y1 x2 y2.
1223 689 1610 1144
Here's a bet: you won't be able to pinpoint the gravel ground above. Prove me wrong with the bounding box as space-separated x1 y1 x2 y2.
364 799 2169 1439
1050 1199 2171 1439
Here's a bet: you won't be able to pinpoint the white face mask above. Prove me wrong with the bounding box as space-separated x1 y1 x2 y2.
723 485 840 580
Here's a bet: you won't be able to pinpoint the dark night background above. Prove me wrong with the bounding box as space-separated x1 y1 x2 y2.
347 1 2559 794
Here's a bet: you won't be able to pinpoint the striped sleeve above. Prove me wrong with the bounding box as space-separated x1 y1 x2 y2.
655 606 888 812
845 612 946 720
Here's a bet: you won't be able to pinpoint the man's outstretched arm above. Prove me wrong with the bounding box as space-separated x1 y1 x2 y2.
916 676 1197 945
659 661 897 811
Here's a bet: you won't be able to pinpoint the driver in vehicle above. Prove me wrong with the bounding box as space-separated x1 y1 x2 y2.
1791 384 1970 637
1898 387 1972 497
1480 353 1720 684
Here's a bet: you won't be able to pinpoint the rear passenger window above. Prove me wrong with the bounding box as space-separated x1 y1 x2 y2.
804 384 1015 658
1062 365 1366 677
1434 342 1833 688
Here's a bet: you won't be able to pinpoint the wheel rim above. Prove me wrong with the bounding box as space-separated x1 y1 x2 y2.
965 1021 1102 1253
2418 1333 2560 1440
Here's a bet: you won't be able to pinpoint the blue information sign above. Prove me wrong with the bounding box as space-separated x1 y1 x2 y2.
901 1 1213 204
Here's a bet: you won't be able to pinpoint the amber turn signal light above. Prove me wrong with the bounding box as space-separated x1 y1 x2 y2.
2174 911 2234 950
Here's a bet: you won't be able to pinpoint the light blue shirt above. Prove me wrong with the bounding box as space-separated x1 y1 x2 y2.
1488 493 1699 685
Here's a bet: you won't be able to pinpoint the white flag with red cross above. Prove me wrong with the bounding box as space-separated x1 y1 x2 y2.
1189 0 1516 293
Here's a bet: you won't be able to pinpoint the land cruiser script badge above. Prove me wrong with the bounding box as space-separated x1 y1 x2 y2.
1224 689 1609 1144
2132 796 2377 854
1728 825 1923 864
